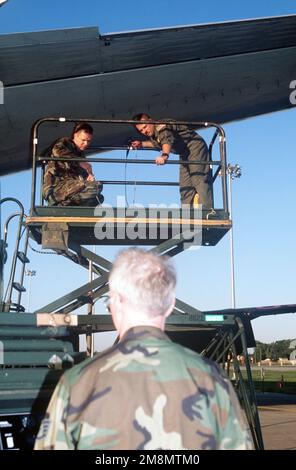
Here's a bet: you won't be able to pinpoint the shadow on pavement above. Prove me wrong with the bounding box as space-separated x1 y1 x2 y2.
256 392 296 406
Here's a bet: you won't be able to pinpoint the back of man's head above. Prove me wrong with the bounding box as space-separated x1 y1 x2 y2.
109 248 176 318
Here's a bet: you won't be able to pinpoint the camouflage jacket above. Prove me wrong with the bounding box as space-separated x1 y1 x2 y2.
149 122 206 156
34 326 253 450
43 137 89 199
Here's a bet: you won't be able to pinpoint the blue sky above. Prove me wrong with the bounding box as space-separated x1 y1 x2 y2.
1 0 296 345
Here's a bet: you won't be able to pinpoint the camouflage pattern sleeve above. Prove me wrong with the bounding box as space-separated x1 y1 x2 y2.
34 376 74 450
43 163 57 199
42 137 87 199
43 138 72 199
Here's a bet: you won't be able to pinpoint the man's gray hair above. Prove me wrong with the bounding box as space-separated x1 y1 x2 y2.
109 248 176 317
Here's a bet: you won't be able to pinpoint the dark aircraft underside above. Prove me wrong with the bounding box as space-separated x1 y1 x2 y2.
1 14 296 175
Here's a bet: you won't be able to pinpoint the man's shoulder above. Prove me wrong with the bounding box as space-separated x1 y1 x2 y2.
41 136 71 158
50 136 83 159
155 119 175 132
53 136 73 149
62 346 116 384
172 342 228 376
155 120 192 134
155 123 167 133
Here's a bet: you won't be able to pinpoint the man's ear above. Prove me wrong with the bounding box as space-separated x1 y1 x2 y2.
109 292 121 327
116 292 124 307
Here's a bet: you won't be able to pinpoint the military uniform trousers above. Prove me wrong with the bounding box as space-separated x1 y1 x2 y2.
47 179 104 207
179 139 213 208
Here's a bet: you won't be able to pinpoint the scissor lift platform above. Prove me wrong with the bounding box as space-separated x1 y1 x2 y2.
26 206 231 247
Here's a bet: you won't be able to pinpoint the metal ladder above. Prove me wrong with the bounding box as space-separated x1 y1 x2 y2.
0 198 30 312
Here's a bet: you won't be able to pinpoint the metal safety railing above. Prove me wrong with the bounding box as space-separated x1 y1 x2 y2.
30 117 229 214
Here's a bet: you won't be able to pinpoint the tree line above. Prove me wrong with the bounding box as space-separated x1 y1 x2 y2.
254 340 293 362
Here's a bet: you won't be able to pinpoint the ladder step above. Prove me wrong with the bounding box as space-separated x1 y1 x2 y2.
17 251 30 263
12 282 26 293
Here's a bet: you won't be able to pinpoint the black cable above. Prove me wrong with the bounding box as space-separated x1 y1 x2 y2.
124 139 132 207
28 240 60 256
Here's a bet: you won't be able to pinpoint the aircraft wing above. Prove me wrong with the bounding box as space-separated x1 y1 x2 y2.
1 14 296 175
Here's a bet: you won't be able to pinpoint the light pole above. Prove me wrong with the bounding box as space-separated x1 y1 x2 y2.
86 246 96 358
227 164 241 309
25 269 36 312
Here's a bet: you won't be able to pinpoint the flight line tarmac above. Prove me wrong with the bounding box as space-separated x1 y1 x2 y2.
256 393 296 450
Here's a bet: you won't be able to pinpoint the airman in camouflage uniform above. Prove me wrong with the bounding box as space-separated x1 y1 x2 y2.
42 122 104 207
131 114 213 208
34 249 252 450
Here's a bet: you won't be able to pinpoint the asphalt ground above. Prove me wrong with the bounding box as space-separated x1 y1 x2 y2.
256 393 296 450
